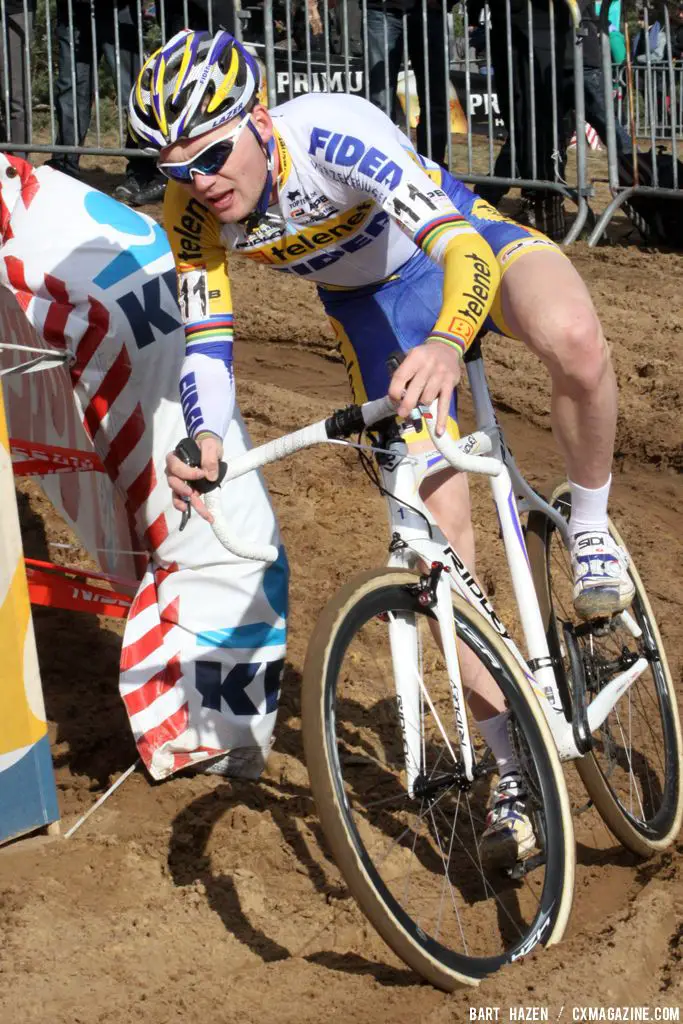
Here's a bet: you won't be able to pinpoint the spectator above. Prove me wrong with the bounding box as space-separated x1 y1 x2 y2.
632 8 667 63
451 27 478 71
292 0 325 51
155 0 237 39
670 3 683 59
564 0 631 156
366 0 451 167
47 1 164 205
0 0 36 159
473 0 571 241
331 0 363 58
609 20 627 64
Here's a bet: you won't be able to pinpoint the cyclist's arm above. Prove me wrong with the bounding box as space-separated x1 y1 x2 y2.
164 180 235 442
400 181 499 358
308 115 499 357
378 160 499 357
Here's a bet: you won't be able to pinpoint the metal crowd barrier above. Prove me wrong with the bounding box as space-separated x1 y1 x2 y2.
0 0 681 247
587 3 682 246
258 0 591 243
0 0 238 160
0 0 590 245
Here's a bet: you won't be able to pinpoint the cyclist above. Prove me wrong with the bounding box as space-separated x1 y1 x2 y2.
129 28 634 864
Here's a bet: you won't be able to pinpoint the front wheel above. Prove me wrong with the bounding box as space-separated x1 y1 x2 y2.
302 569 575 991
527 483 683 856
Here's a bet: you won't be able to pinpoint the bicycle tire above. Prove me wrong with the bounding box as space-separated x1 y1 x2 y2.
527 482 683 856
302 568 575 990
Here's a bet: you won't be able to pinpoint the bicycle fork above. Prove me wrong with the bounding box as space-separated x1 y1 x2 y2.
387 565 475 799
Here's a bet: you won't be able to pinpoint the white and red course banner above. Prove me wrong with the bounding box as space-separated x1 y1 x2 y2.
0 281 142 584
0 157 287 788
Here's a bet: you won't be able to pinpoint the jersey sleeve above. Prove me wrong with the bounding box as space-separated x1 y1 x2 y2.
307 100 500 356
163 180 235 440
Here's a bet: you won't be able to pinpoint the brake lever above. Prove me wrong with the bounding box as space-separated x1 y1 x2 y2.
174 437 228 530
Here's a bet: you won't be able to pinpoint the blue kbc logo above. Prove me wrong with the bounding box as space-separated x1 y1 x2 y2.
84 191 169 289
309 128 403 191
83 190 181 349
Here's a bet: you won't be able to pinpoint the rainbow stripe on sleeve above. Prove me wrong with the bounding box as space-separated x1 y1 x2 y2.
427 330 466 357
414 214 468 258
185 315 234 360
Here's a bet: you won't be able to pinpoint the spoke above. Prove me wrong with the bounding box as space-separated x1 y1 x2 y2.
369 781 459 873
426 799 468 950
611 703 647 820
400 806 422 907
434 800 529 941
362 789 411 811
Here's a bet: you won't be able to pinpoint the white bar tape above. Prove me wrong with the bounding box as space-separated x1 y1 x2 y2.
222 420 329 483
423 403 502 476
361 395 397 426
205 489 279 564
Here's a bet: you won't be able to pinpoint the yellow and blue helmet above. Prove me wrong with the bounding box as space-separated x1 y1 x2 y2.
129 29 261 150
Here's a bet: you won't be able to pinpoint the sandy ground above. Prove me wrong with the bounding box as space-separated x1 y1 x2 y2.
1 186 683 1023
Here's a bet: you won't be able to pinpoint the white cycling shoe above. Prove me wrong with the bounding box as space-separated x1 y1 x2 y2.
480 771 537 869
571 530 636 620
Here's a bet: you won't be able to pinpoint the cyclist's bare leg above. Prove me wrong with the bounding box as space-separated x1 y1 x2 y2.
417 465 506 721
499 250 616 490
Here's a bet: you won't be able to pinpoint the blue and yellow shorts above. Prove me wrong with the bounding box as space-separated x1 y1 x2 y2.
318 169 560 439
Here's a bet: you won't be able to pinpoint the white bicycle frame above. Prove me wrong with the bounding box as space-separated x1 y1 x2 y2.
203 361 648 797
377 353 648 796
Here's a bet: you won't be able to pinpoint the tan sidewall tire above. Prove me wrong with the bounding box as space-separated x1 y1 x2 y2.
302 568 576 991
527 482 683 857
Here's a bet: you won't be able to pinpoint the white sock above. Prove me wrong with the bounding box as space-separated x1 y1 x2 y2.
477 710 517 777
568 476 611 538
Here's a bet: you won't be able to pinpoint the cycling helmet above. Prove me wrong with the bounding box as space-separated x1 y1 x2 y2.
129 29 261 150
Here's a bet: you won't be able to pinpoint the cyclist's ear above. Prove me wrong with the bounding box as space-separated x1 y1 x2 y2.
251 104 273 145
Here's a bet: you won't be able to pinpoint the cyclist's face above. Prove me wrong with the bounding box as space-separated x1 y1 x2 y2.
160 105 273 223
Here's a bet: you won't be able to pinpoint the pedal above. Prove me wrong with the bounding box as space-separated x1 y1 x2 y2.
505 851 546 880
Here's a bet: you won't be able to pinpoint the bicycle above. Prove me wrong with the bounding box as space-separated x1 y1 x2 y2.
178 340 683 991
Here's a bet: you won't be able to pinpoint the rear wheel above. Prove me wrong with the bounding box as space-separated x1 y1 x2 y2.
527 484 683 856
302 569 575 990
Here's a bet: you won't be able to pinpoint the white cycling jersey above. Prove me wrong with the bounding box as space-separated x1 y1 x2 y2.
164 92 499 441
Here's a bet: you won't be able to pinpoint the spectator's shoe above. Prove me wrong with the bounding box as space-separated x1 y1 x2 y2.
133 177 166 205
526 194 566 242
480 771 536 869
571 531 636 620
113 172 166 207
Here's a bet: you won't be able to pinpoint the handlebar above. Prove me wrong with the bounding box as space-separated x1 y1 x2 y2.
420 404 502 478
175 395 501 563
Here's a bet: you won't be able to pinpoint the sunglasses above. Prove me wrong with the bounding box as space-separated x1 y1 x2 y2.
158 115 250 182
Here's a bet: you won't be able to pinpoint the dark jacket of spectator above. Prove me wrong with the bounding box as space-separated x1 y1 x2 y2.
671 15 683 59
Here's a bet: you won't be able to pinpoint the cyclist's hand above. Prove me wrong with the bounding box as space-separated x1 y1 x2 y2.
196 432 224 483
165 433 224 524
388 339 463 436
